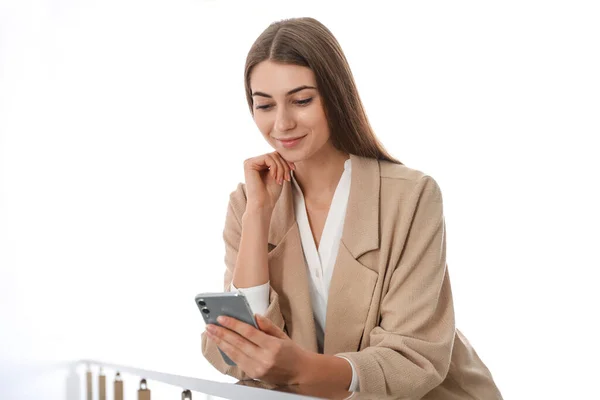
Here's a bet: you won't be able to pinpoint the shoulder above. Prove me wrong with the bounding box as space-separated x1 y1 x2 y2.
377 160 443 205
227 182 248 221
379 159 427 181
379 160 441 190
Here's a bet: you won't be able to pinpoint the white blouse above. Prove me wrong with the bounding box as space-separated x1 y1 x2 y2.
231 158 359 392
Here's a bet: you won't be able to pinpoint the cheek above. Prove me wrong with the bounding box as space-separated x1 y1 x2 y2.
254 114 274 137
301 108 330 140
318 115 330 139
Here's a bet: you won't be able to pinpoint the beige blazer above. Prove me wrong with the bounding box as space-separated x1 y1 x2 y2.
202 154 502 399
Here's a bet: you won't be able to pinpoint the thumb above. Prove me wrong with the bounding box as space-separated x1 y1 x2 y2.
255 314 286 339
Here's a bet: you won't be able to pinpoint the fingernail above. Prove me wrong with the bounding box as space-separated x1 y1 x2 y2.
217 316 226 325
206 325 215 333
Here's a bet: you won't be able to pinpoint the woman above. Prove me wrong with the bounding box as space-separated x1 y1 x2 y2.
202 17 502 399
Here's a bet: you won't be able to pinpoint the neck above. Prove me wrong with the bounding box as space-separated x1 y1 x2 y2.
293 145 349 204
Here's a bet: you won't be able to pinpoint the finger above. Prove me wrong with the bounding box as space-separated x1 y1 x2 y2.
276 153 295 172
280 158 295 180
280 155 296 172
244 155 270 172
269 153 285 185
270 153 285 185
217 316 273 348
255 314 287 339
207 324 261 358
274 153 291 182
206 329 260 373
264 154 279 183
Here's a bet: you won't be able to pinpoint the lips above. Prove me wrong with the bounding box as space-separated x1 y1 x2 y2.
277 135 306 149
277 135 306 142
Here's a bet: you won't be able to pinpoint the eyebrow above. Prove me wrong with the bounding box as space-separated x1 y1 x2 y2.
251 85 317 98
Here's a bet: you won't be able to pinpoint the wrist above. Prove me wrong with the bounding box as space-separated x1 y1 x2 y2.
243 205 273 221
297 353 352 389
297 350 318 385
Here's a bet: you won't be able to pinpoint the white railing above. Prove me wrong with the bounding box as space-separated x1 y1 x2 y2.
73 360 317 400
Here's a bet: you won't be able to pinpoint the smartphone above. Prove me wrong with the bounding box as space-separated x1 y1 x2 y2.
195 291 258 366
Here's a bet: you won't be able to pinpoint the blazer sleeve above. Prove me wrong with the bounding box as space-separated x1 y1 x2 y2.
336 175 456 397
201 183 286 380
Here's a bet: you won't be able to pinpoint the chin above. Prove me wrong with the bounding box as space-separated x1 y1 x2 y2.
279 152 305 163
271 144 306 162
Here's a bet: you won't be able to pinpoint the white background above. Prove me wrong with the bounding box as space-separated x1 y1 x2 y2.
1 0 599 399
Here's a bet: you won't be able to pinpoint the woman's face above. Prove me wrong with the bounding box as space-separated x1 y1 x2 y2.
249 60 333 163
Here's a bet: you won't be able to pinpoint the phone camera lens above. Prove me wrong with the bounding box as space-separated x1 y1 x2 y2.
201 307 210 314
198 300 206 307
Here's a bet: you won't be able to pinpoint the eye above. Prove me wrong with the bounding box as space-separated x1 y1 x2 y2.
255 104 273 111
294 98 313 106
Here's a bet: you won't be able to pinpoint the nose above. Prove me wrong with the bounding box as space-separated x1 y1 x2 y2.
274 106 296 132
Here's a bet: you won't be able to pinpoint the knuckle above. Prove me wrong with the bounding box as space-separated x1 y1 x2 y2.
261 355 275 370
217 341 229 353
223 343 236 356
268 341 282 355
254 366 267 378
232 336 244 349
240 326 252 338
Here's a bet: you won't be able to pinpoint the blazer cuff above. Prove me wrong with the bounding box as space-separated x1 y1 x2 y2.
336 355 360 392
229 281 270 316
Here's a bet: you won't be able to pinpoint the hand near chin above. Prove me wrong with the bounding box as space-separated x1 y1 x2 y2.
243 152 295 212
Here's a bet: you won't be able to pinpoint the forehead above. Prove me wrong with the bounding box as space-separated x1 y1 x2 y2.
250 60 317 95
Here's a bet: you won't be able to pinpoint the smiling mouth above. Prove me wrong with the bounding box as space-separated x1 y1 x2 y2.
276 135 307 143
276 135 306 149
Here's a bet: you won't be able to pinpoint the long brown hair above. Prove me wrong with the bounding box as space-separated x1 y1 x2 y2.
244 17 402 164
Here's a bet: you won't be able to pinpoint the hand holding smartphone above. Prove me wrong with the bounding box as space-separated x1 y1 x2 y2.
196 292 258 366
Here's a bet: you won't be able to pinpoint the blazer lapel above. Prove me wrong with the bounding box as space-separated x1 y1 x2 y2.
323 154 381 355
267 182 319 353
